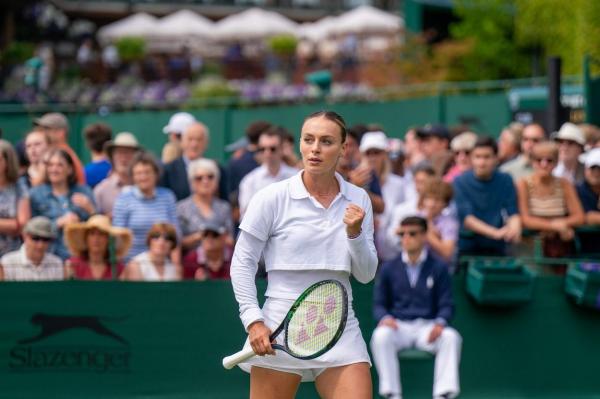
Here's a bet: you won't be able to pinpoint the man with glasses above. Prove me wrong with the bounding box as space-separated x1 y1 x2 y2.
0 216 63 281
501 123 546 181
576 148 600 254
553 122 586 184
238 127 298 217
371 216 461 399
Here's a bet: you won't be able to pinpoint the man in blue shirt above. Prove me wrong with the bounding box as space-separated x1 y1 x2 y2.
371 216 461 399
576 148 600 254
453 136 521 256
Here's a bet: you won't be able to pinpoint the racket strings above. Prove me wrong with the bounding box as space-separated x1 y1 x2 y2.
286 283 344 357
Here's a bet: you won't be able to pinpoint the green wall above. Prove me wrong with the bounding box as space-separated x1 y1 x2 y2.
0 92 510 165
0 277 598 399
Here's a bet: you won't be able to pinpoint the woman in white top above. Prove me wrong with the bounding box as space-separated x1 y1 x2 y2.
230 111 378 399
123 223 182 281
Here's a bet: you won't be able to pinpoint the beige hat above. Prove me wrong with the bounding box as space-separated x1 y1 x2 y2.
553 122 585 146
104 132 140 158
64 215 133 259
451 131 478 152
33 112 69 130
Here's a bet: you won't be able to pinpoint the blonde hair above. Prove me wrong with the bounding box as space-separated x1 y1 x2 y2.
531 141 559 161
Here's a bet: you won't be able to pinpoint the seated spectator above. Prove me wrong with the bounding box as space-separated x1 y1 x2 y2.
113 151 179 260
416 123 453 177
83 123 112 188
182 221 232 280
501 123 546 181
18 129 50 194
388 178 458 264
64 215 132 280
371 216 461 399
576 148 600 253
443 131 477 183
122 223 182 281
359 131 411 261
94 132 140 218
517 141 584 258
0 216 63 281
33 112 86 185
238 126 298 217
161 112 196 164
553 122 586 184
404 128 426 168
498 122 523 165
177 158 233 253
27 149 95 260
0 140 29 256
454 136 521 256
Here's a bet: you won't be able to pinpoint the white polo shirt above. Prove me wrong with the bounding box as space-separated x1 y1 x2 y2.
238 163 298 217
232 171 378 329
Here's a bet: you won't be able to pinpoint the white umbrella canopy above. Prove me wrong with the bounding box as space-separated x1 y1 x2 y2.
214 7 298 41
298 16 338 42
154 9 214 39
330 5 403 35
97 12 158 44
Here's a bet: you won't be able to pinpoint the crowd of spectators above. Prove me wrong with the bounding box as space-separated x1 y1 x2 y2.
0 112 600 284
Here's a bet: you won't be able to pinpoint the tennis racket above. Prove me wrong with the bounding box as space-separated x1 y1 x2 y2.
222 279 348 370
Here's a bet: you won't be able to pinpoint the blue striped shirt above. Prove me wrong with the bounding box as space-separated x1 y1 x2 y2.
112 186 180 260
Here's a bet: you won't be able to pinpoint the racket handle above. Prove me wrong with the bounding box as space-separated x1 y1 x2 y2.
222 346 256 369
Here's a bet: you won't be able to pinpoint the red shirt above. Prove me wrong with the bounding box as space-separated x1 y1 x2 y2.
68 257 125 280
182 248 231 280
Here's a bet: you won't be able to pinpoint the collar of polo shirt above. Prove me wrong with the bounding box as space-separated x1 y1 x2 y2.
289 171 351 201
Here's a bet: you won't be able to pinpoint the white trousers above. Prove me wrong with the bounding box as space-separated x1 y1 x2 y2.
370 318 462 398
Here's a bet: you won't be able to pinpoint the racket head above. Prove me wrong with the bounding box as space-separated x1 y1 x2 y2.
280 279 348 360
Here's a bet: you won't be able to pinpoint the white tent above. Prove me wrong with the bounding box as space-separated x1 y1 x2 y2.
330 5 403 35
154 9 214 39
298 16 338 42
214 8 298 41
97 12 158 44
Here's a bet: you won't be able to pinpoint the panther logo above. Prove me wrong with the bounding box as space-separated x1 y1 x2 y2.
18 313 128 345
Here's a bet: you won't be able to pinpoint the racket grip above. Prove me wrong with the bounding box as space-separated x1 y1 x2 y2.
222 346 256 369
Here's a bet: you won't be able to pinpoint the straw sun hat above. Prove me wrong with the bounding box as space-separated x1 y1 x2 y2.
65 215 132 259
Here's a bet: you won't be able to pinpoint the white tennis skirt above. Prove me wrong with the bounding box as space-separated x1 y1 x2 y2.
238 296 371 381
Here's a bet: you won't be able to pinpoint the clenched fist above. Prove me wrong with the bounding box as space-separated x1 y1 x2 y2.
344 203 365 238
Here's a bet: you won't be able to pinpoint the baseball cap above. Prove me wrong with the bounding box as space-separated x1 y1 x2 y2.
162 112 196 135
416 124 449 140
225 137 249 153
359 131 388 152
23 216 57 239
580 148 600 168
200 220 227 235
552 122 585 146
33 113 69 130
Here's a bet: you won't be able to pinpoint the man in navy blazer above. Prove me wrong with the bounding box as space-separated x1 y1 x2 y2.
371 216 461 399
160 122 227 201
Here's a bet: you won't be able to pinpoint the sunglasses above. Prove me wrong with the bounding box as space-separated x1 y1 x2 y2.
589 165 600 171
523 137 542 143
203 231 221 239
398 230 423 237
149 233 176 242
534 157 557 164
365 149 384 156
30 235 52 243
257 146 278 153
194 174 215 182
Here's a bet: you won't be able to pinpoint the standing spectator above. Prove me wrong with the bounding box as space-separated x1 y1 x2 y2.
160 121 227 201
0 216 63 281
404 128 426 168
226 120 271 197
0 140 29 256
416 124 453 177
64 214 132 280
122 223 182 281
517 141 585 258
112 152 179 260
182 220 231 280
443 132 477 183
359 131 408 261
94 132 140 218
576 148 600 253
454 137 521 256
553 122 586 184
83 122 112 188
177 158 233 253
28 149 95 260
19 129 50 194
371 216 461 399
161 112 196 164
501 123 546 181
498 122 523 165
238 127 298 217
33 112 86 185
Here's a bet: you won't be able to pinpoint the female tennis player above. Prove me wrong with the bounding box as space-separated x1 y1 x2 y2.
230 110 378 399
